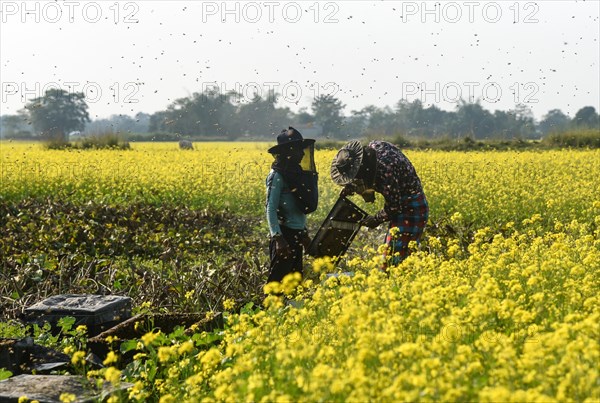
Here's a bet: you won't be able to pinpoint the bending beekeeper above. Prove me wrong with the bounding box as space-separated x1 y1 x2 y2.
330 140 428 265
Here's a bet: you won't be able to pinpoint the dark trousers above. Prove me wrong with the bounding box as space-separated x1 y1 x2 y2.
268 226 303 283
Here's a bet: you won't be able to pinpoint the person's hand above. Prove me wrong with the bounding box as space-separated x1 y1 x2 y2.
340 184 355 197
360 190 376 203
273 235 292 258
361 215 383 229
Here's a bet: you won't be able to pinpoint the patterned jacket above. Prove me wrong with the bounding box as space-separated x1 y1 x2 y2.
369 140 424 221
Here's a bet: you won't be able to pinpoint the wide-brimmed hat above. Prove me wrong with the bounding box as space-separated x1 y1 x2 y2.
268 127 315 154
330 140 363 185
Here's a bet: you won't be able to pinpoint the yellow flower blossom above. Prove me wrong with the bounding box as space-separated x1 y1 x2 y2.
141 330 160 347
223 298 235 311
102 351 119 366
70 351 86 367
104 367 121 384
159 395 176 403
178 340 194 355
59 394 76 403
105 335 119 343
158 346 174 363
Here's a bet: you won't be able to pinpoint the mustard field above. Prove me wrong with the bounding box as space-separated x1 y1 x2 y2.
0 142 599 402
2 142 599 225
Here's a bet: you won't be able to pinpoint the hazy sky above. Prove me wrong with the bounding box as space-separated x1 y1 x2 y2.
1 0 599 120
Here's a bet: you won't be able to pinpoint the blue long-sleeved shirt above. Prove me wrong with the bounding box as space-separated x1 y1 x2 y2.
265 170 306 236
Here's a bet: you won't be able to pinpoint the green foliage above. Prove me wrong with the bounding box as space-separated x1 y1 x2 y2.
312 94 345 139
25 89 90 141
350 99 539 140
42 131 131 150
0 113 33 139
0 200 268 319
313 139 346 150
79 131 131 150
0 320 29 338
538 109 571 135
383 133 599 151
542 129 600 148
43 138 75 149
0 369 12 381
128 132 192 142
573 106 600 128
149 88 240 139
85 112 151 134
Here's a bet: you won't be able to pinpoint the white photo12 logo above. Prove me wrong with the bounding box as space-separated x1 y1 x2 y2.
2 82 141 104
0 1 139 24
201 81 340 104
200 1 340 23
401 82 539 104
399 2 540 23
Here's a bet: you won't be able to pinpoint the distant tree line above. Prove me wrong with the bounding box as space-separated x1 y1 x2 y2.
1 89 90 141
1 88 598 141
